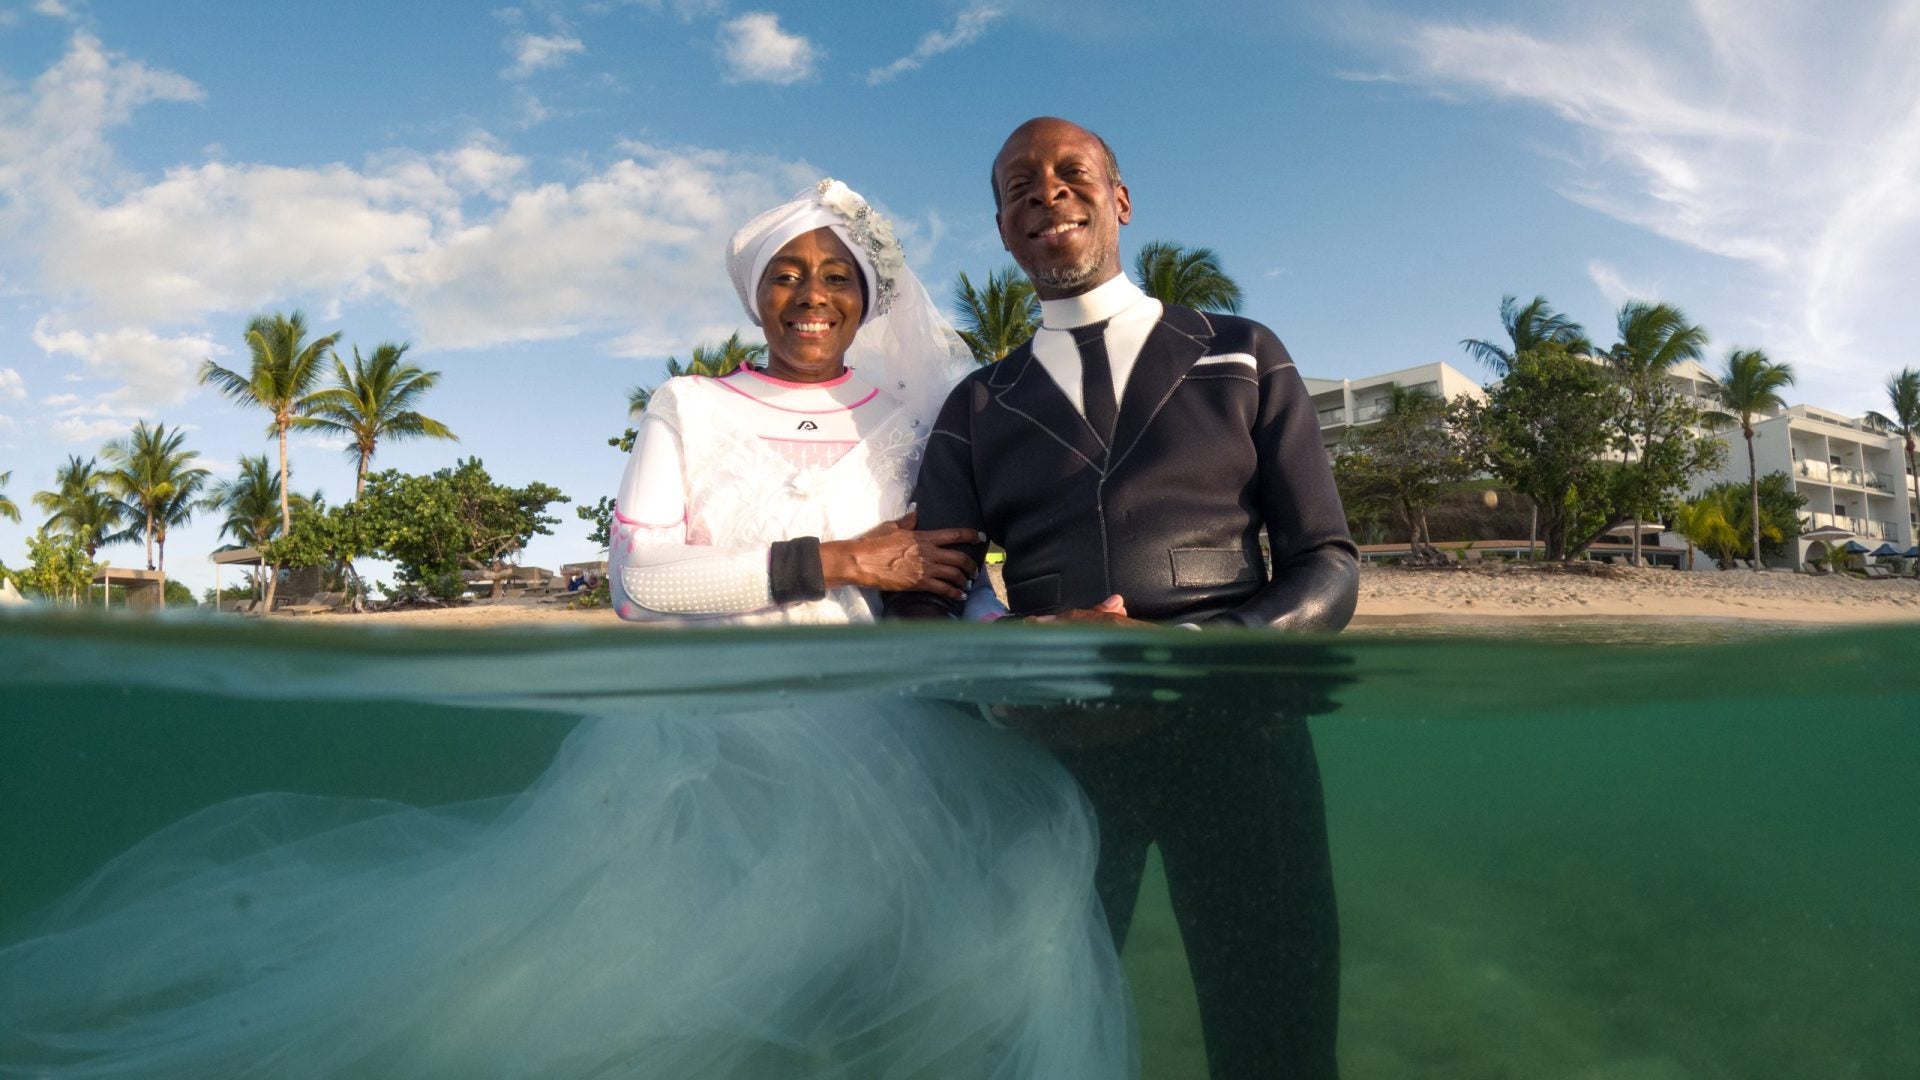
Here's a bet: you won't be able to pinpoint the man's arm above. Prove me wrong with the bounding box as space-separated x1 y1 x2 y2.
1206 332 1359 631
884 380 989 620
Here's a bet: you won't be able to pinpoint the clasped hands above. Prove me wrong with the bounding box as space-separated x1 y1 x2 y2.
818 510 979 598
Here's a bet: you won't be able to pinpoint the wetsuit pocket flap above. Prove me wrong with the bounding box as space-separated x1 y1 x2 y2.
1005 573 1062 614
1170 548 1260 587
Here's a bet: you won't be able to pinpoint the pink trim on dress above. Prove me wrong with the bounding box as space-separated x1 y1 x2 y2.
710 369 880 413
614 508 686 529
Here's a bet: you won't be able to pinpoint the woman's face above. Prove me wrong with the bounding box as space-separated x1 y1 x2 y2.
756 227 864 383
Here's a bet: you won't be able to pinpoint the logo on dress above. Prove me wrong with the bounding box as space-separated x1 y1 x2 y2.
796 420 818 431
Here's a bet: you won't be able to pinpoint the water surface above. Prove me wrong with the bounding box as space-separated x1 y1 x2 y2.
2 613 1914 1078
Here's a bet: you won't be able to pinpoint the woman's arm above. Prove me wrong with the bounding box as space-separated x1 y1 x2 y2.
609 413 783 621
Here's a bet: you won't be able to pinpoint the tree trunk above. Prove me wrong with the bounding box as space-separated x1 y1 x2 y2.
157 530 167 576
356 448 370 498
1746 428 1763 570
262 561 281 614
145 510 156 570
277 419 293 536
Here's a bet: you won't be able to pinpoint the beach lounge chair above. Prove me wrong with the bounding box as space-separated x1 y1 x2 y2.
280 591 344 615
1863 565 1892 579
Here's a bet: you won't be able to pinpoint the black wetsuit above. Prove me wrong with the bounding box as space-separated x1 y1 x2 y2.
888 296 1358 1079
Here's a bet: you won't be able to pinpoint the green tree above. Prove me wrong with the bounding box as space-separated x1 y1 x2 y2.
1689 475 1805 566
1130 241 1243 313
294 342 458 496
350 458 569 599
0 471 18 524
1603 301 1716 565
1459 347 1621 561
1332 386 1477 564
18 525 98 606
1704 349 1795 570
1865 367 1920 515
198 310 342 536
100 420 210 575
1669 491 1740 570
628 332 766 413
33 455 128 560
207 454 309 604
952 265 1039 364
1459 294 1592 375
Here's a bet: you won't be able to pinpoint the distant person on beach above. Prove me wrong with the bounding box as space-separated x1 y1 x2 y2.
0 181 1134 1078
887 117 1359 1079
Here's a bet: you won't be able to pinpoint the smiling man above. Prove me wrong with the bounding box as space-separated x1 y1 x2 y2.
886 117 1358 1078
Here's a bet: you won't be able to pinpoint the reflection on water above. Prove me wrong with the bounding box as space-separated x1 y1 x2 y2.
2 612 1916 1077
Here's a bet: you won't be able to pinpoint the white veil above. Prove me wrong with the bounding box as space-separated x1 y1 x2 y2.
726 179 975 427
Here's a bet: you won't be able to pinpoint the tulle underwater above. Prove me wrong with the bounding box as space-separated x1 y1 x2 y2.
1 613 1916 1079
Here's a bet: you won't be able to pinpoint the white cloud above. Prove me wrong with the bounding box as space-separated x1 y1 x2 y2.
1585 260 1657 309
391 143 816 350
1 33 824 424
504 33 586 79
32 0 75 19
1375 1 1920 411
867 3 1006 85
0 367 24 400
716 13 818 85
594 0 725 20
31 319 219 410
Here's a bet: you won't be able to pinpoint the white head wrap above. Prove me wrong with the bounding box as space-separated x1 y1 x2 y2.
727 179 974 429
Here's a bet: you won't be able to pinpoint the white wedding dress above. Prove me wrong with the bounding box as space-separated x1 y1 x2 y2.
0 371 1136 1078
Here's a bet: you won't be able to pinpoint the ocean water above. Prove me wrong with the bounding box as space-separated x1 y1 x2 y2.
1 612 1915 1079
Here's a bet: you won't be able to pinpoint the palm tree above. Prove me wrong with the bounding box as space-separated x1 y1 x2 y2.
33 455 128 559
0 471 18 524
1605 301 1710 565
1705 349 1795 570
101 420 211 573
1459 294 1591 375
199 310 342 534
628 332 767 413
1670 492 1741 570
294 342 458 496
1130 241 1242 313
208 454 307 603
952 265 1039 364
1866 367 1920 517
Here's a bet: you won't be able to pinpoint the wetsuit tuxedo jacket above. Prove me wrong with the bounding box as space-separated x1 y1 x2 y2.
888 302 1359 627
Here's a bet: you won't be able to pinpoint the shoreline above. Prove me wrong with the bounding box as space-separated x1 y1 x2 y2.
195 563 1920 630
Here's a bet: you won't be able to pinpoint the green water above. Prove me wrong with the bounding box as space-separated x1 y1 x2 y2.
2 613 1916 1078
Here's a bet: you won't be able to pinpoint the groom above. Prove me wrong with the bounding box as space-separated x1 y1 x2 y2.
886 117 1358 1078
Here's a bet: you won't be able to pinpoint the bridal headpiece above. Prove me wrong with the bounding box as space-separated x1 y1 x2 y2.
728 179 904 326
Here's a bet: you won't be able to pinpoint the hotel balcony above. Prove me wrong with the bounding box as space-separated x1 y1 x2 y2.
1316 407 1346 427
1796 460 1892 491
1802 511 1900 540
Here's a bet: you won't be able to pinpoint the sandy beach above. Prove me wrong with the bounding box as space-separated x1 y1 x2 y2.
321 563 1920 629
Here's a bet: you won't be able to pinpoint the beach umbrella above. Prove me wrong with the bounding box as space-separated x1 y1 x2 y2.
1842 540 1871 554
1904 546 1920 559
1870 542 1900 557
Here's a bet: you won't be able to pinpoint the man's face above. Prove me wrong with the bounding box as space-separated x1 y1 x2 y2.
993 119 1131 299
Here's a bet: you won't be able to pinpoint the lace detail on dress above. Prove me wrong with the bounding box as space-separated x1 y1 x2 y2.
650 377 930 626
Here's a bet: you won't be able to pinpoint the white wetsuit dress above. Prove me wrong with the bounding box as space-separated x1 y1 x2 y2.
0 367 1134 1079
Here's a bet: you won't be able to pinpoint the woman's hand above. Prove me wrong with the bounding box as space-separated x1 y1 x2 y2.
819 510 980 598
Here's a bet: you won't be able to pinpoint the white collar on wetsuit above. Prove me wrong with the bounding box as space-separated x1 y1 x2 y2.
1038 273 1148 331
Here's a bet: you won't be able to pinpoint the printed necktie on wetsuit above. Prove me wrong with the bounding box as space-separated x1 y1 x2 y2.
1070 321 1117 449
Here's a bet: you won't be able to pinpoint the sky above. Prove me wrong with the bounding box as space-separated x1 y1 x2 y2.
3 0 1917 596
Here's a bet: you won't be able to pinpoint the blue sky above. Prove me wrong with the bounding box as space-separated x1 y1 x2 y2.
3 0 1917 595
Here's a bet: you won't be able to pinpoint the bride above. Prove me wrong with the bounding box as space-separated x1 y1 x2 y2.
0 182 1136 1078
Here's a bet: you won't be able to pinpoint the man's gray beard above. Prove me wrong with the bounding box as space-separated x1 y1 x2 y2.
1032 259 1102 291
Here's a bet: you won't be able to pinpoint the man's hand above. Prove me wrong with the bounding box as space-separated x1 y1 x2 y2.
1030 594 1151 627
820 510 979 599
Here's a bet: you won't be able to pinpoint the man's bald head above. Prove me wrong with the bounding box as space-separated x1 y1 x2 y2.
990 117 1123 210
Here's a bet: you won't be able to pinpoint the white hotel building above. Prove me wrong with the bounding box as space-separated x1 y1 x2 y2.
1305 358 1915 569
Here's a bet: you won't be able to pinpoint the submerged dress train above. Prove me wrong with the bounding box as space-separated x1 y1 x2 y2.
0 697 1134 1077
